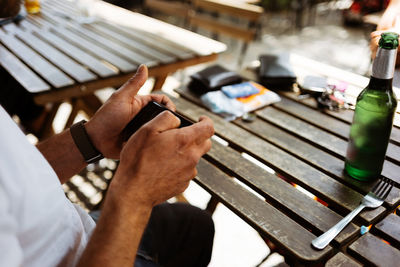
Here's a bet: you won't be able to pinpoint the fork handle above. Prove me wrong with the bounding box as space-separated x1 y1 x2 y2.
312 204 366 250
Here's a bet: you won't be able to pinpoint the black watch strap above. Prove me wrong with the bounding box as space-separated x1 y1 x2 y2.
70 120 104 164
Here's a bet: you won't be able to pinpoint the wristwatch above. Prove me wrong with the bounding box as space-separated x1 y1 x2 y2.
70 120 104 164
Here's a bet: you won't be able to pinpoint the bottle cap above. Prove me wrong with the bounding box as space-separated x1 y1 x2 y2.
379 32 399 49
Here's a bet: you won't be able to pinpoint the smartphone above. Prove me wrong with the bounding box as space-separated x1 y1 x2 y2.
122 101 193 141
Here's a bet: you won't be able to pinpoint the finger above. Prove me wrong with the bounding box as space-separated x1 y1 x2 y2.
150 94 176 111
116 65 148 97
179 116 214 144
144 110 181 133
133 94 176 112
192 139 212 160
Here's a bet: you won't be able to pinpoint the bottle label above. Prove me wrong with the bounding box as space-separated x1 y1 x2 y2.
372 49 397 79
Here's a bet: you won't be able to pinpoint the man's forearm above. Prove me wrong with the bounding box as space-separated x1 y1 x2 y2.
37 129 86 184
77 195 152 267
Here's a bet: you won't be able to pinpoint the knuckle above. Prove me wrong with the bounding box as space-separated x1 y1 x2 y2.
140 124 155 135
177 132 190 146
204 139 212 153
192 168 198 178
188 151 200 166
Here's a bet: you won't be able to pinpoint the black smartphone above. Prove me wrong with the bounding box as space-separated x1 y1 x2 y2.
122 101 193 141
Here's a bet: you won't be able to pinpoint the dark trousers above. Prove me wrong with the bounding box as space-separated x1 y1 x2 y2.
90 202 215 267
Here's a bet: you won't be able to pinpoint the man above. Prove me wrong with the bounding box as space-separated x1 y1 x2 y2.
0 2 215 266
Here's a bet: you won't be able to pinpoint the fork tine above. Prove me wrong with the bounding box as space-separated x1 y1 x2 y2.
371 180 382 193
372 178 386 195
376 179 391 198
381 180 394 200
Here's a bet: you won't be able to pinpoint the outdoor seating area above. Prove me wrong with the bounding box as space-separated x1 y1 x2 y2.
1 0 399 266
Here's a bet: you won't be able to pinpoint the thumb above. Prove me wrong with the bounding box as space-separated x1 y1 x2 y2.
117 64 148 97
144 110 181 133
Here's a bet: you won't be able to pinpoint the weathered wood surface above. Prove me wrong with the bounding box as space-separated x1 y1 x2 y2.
349 233 400 266
169 55 400 264
174 87 399 213
374 213 400 248
196 158 333 264
0 0 225 106
325 252 362 267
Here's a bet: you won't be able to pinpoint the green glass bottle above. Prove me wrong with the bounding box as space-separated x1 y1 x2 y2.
345 32 398 181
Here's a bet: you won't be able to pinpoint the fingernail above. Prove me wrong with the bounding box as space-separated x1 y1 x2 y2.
137 64 146 74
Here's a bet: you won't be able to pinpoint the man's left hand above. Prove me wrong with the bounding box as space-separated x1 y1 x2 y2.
85 65 176 159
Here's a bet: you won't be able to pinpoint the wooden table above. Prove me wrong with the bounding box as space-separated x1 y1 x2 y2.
167 54 400 266
0 0 225 135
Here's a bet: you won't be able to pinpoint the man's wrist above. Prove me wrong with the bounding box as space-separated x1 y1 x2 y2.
70 120 104 164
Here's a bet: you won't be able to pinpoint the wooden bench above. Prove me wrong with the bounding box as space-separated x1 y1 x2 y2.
188 0 263 66
143 0 191 27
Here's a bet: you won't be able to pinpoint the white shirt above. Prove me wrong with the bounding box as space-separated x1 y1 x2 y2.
0 106 96 267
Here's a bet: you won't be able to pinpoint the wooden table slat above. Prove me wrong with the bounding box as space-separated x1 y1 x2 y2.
274 96 400 155
0 32 73 88
27 15 137 73
348 233 400 266
325 252 362 267
256 106 400 183
97 21 196 59
51 26 137 73
20 19 117 78
38 9 157 67
174 87 400 206
15 29 97 83
208 140 359 245
196 158 333 263
0 44 50 93
374 213 400 248
170 92 386 224
290 53 400 101
84 22 178 64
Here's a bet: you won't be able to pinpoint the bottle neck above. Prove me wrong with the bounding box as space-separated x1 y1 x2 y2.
372 47 397 79
367 76 393 91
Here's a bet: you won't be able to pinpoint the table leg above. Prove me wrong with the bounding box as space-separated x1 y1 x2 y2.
65 98 80 129
153 74 169 91
206 195 219 214
38 102 61 139
79 94 103 117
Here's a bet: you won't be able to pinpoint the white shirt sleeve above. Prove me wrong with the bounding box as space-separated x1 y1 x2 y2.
0 185 23 267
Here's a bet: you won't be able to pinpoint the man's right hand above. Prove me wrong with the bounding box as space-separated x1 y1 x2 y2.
107 111 214 210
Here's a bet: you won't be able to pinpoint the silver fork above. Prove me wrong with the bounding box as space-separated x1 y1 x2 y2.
312 177 394 250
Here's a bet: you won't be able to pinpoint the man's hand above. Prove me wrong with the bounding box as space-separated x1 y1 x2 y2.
79 110 214 266
85 65 175 159
108 112 214 209
370 0 400 61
